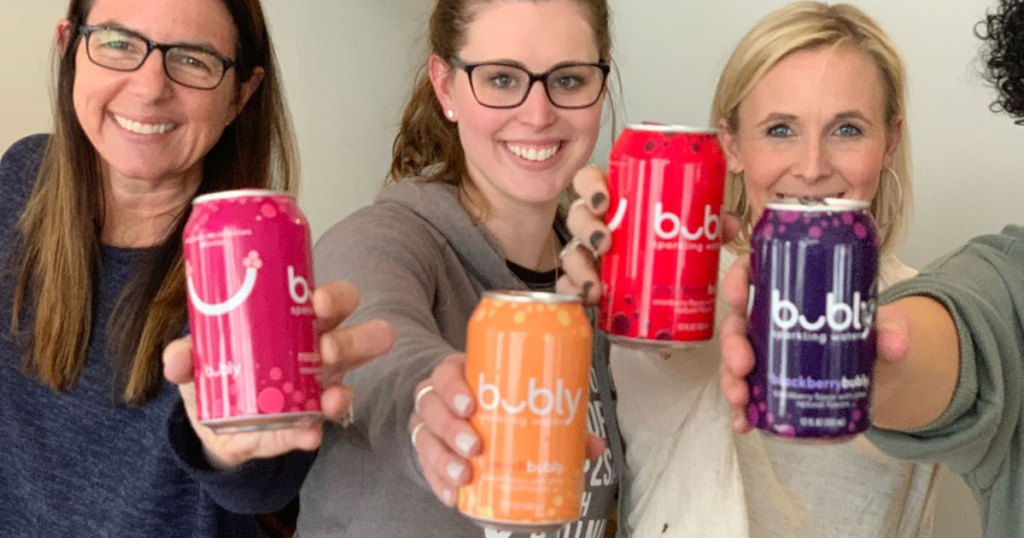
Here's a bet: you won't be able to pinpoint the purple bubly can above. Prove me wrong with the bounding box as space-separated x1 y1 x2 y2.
746 197 879 441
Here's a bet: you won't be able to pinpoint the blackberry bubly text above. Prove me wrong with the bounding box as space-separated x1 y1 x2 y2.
747 198 879 440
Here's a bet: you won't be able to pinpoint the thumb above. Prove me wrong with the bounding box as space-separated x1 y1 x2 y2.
163 336 195 385
875 304 910 364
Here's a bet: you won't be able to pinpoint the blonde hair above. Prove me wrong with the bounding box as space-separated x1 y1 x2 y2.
711 1 911 254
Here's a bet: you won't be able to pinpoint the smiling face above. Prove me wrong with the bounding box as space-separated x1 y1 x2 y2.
720 44 900 223
68 0 260 188
429 0 605 215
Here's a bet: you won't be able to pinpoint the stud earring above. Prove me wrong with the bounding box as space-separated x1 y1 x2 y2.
446 109 455 119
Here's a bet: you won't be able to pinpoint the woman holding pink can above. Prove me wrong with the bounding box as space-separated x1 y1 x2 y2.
559 3 935 537
0 0 391 536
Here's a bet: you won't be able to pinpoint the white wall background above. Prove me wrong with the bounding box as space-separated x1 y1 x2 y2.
3 1 1012 536
607 0 1023 273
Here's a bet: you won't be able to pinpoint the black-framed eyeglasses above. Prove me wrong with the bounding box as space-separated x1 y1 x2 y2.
79 25 236 90
449 57 610 109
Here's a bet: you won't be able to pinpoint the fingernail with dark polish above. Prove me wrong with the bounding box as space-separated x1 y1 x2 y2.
581 281 594 301
591 192 607 209
589 231 605 251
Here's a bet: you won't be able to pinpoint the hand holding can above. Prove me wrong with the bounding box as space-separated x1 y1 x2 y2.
557 165 613 305
165 280 394 469
407 353 480 507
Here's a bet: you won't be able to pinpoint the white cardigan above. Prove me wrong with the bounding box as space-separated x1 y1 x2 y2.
610 254 939 537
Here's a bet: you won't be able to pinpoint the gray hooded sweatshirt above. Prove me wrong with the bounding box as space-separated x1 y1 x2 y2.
299 178 622 537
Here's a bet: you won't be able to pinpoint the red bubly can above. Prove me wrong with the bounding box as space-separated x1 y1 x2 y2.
184 189 322 432
599 124 727 348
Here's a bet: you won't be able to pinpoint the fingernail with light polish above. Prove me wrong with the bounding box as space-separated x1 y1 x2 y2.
455 432 478 456
446 461 466 482
442 489 453 505
453 394 472 416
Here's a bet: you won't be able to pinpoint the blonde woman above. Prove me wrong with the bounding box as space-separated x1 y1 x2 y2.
559 3 936 536
719 0 1024 535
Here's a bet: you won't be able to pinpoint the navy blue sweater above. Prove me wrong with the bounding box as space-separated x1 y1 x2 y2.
0 135 314 537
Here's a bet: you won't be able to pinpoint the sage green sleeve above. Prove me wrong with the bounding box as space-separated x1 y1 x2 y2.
866 225 1024 536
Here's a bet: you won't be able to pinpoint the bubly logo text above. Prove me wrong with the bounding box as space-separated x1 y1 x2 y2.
204 361 241 379
477 373 583 425
606 157 721 243
288 265 311 304
771 289 872 332
654 202 720 241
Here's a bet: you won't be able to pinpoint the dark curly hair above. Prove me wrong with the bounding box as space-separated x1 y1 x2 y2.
978 0 1024 123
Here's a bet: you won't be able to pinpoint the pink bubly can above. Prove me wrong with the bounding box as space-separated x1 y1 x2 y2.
184 189 322 433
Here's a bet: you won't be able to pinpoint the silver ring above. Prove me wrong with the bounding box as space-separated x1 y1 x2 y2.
558 236 598 261
414 384 435 414
338 404 355 428
568 197 589 212
410 422 427 449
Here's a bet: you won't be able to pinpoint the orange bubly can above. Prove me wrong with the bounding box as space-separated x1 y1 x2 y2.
459 291 592 534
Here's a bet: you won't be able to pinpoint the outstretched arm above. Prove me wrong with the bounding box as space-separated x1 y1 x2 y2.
870 296 959 431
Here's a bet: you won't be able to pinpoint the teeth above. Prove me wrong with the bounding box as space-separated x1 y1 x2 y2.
114 114 177 135
506 143 559 162
777 192 845 199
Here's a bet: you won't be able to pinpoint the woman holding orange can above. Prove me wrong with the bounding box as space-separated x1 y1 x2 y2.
300 0 621 536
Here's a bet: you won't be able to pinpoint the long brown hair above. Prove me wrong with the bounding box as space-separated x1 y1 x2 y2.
389 0 614 188
12 0 298 404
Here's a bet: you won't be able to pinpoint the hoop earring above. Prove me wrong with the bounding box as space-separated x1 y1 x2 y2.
734 171 751 232
882 166 903 211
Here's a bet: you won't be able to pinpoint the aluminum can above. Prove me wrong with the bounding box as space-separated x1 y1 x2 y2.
599 123 727 349
459 291 591 534
746 197 879 441
184 189 322 433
